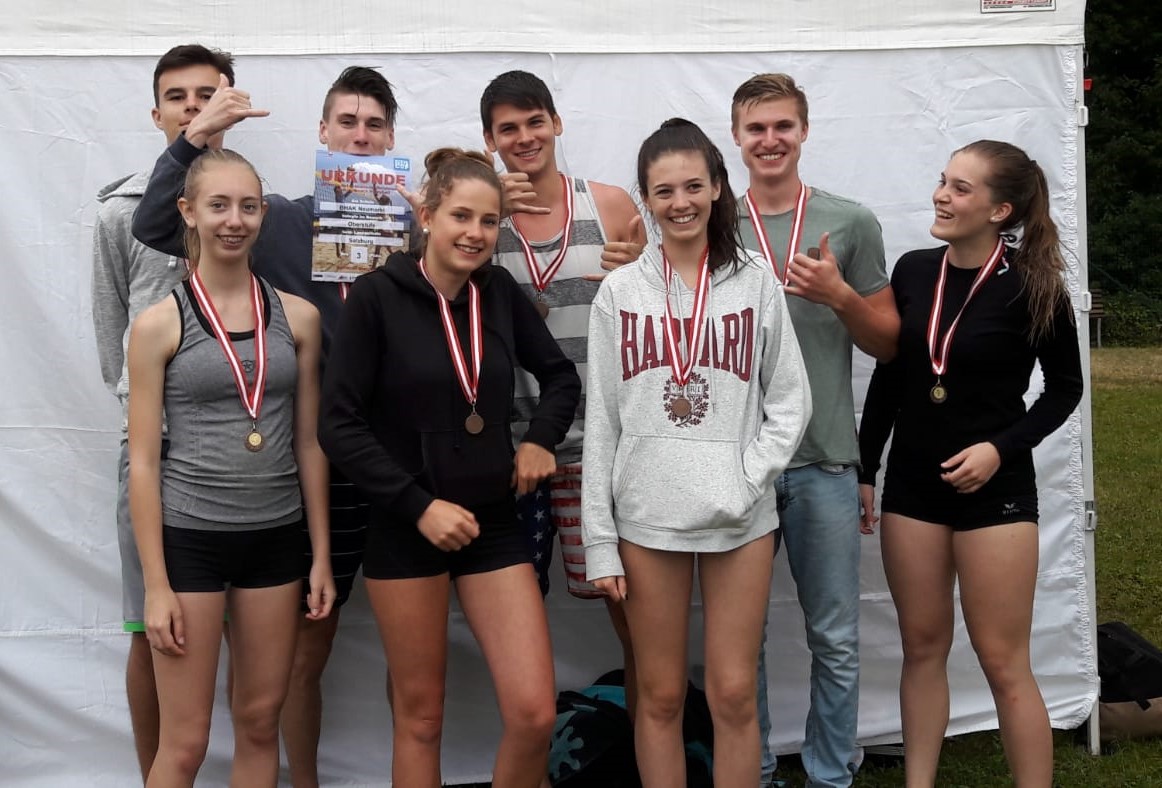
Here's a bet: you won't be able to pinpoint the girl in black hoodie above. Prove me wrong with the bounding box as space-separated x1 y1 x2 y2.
319 148 580 787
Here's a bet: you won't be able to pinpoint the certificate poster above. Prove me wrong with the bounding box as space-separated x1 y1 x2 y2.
980 0 1054 11
312 151 414 282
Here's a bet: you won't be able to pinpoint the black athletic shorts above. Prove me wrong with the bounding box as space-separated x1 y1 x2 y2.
299 470 370 608
163 521 307 592
882 462 1039 531
362 503 530 581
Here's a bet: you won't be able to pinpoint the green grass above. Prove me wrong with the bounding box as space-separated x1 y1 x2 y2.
462 348 1162 787
773 348 1162 786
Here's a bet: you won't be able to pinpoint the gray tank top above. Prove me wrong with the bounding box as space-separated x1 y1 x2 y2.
162 278 302 531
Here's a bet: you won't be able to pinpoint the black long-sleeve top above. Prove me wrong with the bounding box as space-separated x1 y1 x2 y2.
318 252 581 526
859 246 1083 486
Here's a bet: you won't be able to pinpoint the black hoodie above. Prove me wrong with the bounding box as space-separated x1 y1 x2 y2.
319 252 581 527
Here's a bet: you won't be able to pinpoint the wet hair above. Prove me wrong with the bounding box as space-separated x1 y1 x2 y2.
322 66 399 127
636 118 745 275
480 70 557 131
731 73 809 130
419 148 505 250
956 140 1070 341
152 44 235 106
180 149 263 268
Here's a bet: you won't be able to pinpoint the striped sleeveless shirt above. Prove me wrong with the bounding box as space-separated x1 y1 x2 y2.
493 177 607 464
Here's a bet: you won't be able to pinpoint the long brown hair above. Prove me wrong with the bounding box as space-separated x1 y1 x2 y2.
957 140 1070 341
636 118 745 275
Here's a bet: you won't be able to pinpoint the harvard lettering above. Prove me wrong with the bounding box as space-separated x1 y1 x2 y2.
620 308 754 382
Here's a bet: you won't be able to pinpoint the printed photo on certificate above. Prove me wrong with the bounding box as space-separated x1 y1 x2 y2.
311 151 414 282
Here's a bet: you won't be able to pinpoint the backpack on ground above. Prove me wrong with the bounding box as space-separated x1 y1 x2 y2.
548 669 716 787
1097 621 1162 741
549 673 638 787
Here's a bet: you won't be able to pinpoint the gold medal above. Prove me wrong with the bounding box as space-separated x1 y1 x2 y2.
245 429 265 452
930 383 948 404
190 272 269 455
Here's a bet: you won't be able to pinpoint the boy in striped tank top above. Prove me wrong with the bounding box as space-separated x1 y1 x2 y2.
480 70 646 709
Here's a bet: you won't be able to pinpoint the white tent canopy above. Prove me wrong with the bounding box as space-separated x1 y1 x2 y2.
0 2 1095 785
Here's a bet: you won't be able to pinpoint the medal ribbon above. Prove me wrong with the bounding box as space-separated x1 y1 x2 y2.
661 246 711 389
339 282 350 302
189 271 267 424
511 174 575 295
744 182 807 284
418 258 482 408
927 237 1007 378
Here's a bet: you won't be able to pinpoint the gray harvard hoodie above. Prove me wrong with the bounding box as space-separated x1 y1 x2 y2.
91 170 185 431
582 246 812 581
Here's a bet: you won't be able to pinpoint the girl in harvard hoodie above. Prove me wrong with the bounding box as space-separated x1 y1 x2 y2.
582 119 811 786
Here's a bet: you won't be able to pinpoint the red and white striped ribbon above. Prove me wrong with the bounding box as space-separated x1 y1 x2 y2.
744 181 807 284
661 246 711 388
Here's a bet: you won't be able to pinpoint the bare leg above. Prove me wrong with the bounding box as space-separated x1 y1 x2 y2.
619 542 694 788
147 592 225 788
282 611 341 787
955 523 1051 788
604 597 637 721
880 514 956 788
699 534 774 787
457 563 556 788
366 575 450 788
127 631 160 783
226 581 301 788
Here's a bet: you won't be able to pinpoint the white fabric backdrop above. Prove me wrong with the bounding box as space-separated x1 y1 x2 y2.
0 8 1094 785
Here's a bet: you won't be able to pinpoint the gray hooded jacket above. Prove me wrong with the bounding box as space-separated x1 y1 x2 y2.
91 170 185 430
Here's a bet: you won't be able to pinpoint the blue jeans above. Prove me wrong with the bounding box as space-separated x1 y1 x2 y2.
758 463 861 788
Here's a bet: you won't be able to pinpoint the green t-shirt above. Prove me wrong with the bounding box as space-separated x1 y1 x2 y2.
739 187 888 468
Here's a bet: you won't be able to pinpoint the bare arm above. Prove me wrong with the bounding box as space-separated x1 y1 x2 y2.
281 292 335 620
126 299 183 655
591 182 647 278
786 232 900 361
831 284 900 362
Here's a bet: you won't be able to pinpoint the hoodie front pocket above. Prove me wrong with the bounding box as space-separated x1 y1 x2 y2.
613 436 751 531
419 423 514 507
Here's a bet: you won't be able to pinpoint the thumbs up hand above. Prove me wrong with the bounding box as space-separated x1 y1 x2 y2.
785 231 845 308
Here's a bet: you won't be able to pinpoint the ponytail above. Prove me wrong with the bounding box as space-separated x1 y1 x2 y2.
179 148 262 273
636 118 745 274
957 140 1069 342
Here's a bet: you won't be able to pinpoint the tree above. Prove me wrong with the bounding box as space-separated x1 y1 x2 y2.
1085 1 1162 298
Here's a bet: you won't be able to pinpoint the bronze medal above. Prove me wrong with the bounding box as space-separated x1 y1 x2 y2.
807 246 821 260
930 383 948 404
535 296 550 319
464 412 485 435
671 396 692 419
245 429 265 452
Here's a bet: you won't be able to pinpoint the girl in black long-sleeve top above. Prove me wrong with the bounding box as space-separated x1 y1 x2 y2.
858 141 1082 788
319 148 580 787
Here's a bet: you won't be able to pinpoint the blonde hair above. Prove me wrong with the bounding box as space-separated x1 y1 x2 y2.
180 149 262 269
731 73 809 129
